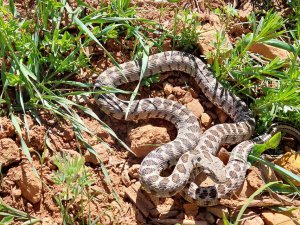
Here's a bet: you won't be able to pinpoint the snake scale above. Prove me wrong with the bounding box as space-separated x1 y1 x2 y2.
95 51 264 205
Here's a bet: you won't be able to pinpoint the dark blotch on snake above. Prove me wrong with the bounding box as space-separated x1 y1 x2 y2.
172 173 180 183
225 178 232 188
217 185 226 194
208 188 217 198
207 135 217 142
181 154 189 163
199 189 209 199
176 164 187 174
204 139 214 149
202 151 213 161
147 175 159 183
229 170 238 179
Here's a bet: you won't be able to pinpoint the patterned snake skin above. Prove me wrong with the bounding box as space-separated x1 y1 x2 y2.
94 51 257 204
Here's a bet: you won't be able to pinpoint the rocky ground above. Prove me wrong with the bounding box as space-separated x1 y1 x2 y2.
1 0 300 225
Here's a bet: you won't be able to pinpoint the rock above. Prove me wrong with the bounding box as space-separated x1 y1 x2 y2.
129 125 171 158
246 167 264 189
249 43 290 60
233 179 256 199
217 147 230 165
262 211 299 225
257 163 278 183
273 151 300 186
207 205 229 218
0 138 21 168
163 82 173 96
167 94 177 101
238 1 253 22
186 99 205 118
121 170 131 187
201 113 212 127
232 210 264 225
216 109 228 123
10 163 42 204
179 92 193 104
172 86 186 97
197 23 232 63
84 143 110 165
23 125 46 151
82 118 115 146
0 117 15 138
183 203 199 217
128 164 140 179
242 215 264 225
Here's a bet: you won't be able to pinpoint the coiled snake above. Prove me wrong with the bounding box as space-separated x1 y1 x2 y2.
94 51 298 206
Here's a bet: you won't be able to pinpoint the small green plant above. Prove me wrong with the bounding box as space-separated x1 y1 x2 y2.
52 154 96 224
173 8 201 51
222 182 279 225
209 11 300 129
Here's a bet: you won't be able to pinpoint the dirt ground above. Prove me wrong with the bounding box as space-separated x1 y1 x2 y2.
1 0 300 225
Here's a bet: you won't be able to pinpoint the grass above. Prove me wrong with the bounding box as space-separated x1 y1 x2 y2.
0 0 300 224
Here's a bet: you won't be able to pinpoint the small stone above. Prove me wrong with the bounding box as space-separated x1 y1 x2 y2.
197 23 232 63
0 117 15 138
172 86 186 97
273 151 300 186
262 211 299 225
84 143 110 165
12 187 22 197
167 94 177 101
249 43 290 60
179 92 194 104
217 147 230 165
163 82 173 96
242 215 264 225
246 167 264 189
238 1 253 22
233 179 256 199
207 206 229 218
183 203 199 217
186 99 204 118
0 138 21 168
201 113 212 127
129 125 171 158
121 170 131 187
11 163 42 204
216 109 228 123
128 164 140 179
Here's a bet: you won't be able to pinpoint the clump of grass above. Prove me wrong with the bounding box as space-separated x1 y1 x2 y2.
209 10 300 130
0 198 41 224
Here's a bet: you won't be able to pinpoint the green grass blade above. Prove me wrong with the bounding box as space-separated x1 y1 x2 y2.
233 181 279 225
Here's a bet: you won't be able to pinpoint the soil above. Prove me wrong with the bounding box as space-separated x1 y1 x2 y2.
0 1 299 225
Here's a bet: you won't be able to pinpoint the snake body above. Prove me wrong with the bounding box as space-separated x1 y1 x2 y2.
95 51 256 203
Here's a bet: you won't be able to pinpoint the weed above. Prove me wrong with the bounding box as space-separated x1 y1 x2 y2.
52 154 96 224
173 8 201 51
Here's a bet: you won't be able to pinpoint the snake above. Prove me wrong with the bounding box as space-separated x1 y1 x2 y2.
181 123 300 206
94 51 258 204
